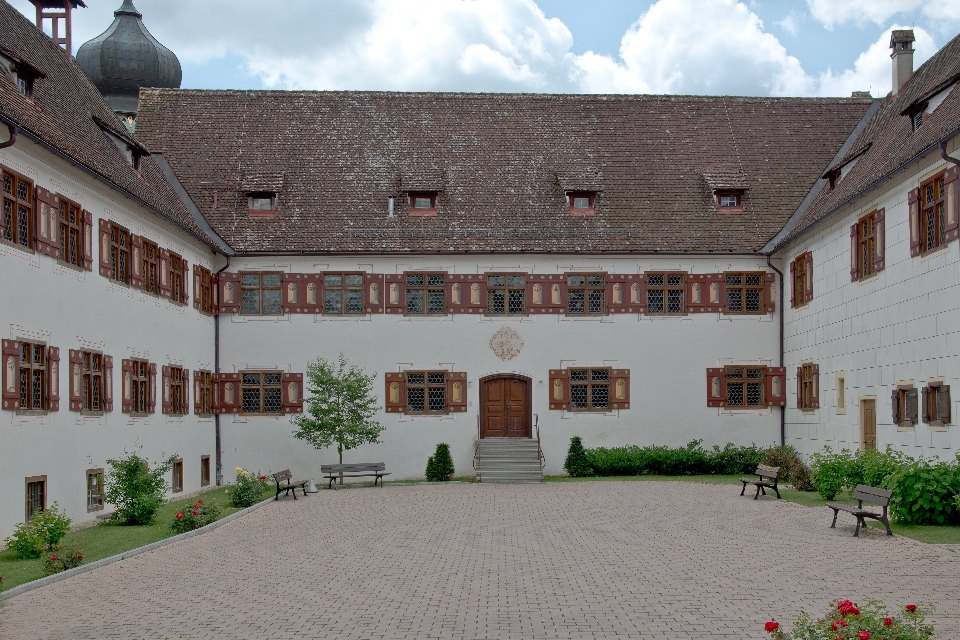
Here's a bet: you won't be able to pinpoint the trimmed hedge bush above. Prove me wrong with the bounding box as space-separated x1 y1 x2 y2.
578 439 764 477
761 445 815 491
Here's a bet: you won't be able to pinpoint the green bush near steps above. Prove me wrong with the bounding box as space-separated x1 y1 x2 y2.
426 443 455 481
572 439 766 477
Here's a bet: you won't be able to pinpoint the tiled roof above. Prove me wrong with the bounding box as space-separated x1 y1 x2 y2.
135 89 872 254
773 31 960 250
0 1 221 249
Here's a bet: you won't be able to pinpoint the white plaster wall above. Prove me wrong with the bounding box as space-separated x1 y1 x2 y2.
0 142 218 538
219 255 782 484
780 140 960 460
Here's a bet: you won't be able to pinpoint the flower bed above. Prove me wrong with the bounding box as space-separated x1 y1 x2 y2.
765 598 934 639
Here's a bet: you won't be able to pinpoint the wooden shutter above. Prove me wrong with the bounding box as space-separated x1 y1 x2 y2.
908 187 921 257
281 273 304 314
33 187 60 258
802 253 813 304
766 367 786 407
161 365 172 414
765 272 777 313
121 359 133 413
181 368 189 413
68 349 84 410
874 208 885 273
548 369 569 410
193 370 202 414
217 373 240 414
789 258 796 308
446 275 485 314
849 223 859 281
891 389 901 424
81 210 93 271
218 273 240 314
129 234 143 289
211 372 221 413
607 275 640 314
796 366 803 409
148 362 157 413
158 248 171 298
945 166 959 242
384 372 406 412
364 273 384 314
282 372 304 414
921 386 931 423
211 273 220 315
2 339 20 410
706 368 725 407
384 274 405 314
610 369 630 410
181 259 189 305
811 364 820 409
300 274 322 314
46 346 60 411
103 355 113 412
906 388 919 425
687 274 724 313
446 371 467 412
940 385 951 424
98 219 111 277
192 265 201 310
527 275 566 315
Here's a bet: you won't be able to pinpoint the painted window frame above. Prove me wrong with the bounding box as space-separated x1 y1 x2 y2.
196 266 214 315
485 273 527 315
920 170 947 254
408 192 438 216
172 458 184 493
130 359 151 416
81 350 104 413
404 272 446 315
404 371 449 415
109 222 131 284
197 370 214 417
58 196 83 268
645 272 685 315
568 367 611 412
2 166 34 249
323 272 365 315
723 272 765 315
566 191 597 215
725 365 767 409
240 272 282 316
566 273 607 315
141 238 159 294
856 211 878 279
17 340 47 412
86 468 104 512
169 251 186 305
25 475 46 521
239 370 284 415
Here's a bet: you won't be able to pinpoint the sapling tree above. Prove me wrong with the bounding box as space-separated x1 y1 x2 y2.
293 354 385 482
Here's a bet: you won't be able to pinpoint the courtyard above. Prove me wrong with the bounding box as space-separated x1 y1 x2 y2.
1 480 959 639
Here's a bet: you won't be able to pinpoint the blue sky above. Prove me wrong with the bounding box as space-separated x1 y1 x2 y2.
12 0 960 96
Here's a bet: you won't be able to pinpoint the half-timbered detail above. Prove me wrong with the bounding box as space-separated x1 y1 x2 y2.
323 273 364 314
404 273 446 315
194 265 214 314
1 166 33 249
566 274 606 315
194 370 213 416
922 382 951 427
240 272 282 315
240 371 283 415
485 274 525 315
723 272 765 314
797 363 819 410
33 186 60 258
645 273 685 314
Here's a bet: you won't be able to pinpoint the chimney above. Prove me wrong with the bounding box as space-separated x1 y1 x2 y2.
890 29 916 95
31 1 86 55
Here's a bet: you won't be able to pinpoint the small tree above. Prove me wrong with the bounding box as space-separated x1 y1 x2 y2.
104 448 177 525
564 436 593 477
293 354 385 482
426 443 455 481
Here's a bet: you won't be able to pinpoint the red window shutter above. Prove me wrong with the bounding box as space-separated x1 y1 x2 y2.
218 373 240 414
282 372 304 414
687 274 725 313
789 258 796 308
796 367 803 409
906 388 919 425
384 275 405 314
945 166 959 242
211 273 220 315
446 275 485 314
68 349 83 410
192 265 201 310
2 339 20 410
610 369 630 410
891 389 901 424
849 223 859 281
301 274 322 314
908 187 921 257
811 364 820 409
103 355 113 412
706 368 725 407
281 273 304 314
921 386 930 423
218 273 240 314
46 346 60 411
181 368 189 415
802 253 813 304
148 362 157 413
181 259 189 305
766 367 786 408
98 220 111 277
607 275 640 314
940 385 951 424
874 208 886 273
121 359 133 413
33 187 60 258
384 372 406 412
527 275 566 315
446 372 467 412
193 370 202 414
548 369 569 410
211 373 221 413
161 365 171 414
158 248 171 298
765 272 777 313
363 273 383 314
81 210 93 271
129 234 143 289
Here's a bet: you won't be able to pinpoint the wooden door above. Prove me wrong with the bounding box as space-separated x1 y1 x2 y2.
861 399 877 451
481 376 530 438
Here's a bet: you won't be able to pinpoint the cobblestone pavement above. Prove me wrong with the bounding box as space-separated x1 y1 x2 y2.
2 481 959 639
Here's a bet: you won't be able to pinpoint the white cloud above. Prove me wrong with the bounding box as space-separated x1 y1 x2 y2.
776 14 801 37
805 0 960 32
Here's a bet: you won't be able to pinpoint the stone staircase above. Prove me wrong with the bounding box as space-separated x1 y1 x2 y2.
474 438 544 484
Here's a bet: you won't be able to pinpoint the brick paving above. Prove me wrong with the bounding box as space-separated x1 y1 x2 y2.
2 481 959 639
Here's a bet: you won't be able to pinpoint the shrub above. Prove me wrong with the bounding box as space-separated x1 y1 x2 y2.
105 449 176 525
579 440 764 477
170 499 222 534
426 443 455 481
887 456 960 525
809 446 854 500
3 502 72 559
848 446 909 490
41 542 85 576
564 437 593 477
761 446 815 491
766 597 934 639
788 461 815 492
227 467 268 508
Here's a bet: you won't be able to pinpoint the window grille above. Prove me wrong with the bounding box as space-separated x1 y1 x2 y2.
724 272 764 314
169 252 185 304
920 172 946 253
719 194 739 208
567 274 606 314
240 272 282 315
18 341 46 411
82 351 103 412
131 360 149 414
408 192 437 212
59 199 83 268
646 273 685 314
240 371 283 414
725 366 765 408
405 372 447 413
197 266 214 314
142 239 159 294
405 273 445 315
486 274 526 314
324 273 364 314
569 368 610 411
567 192 596 212
172 459 183 492
87 470 104 511
110 223 130 283
201 456 211 486
2 168 33 248
198 370 213 415
25 478 45 521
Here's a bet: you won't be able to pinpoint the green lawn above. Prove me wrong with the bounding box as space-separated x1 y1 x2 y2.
0 485 273 593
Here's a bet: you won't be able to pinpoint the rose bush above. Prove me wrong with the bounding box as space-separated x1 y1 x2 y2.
41 542 85 575
765 598 934 639
225 467 268 508
170 498 222 534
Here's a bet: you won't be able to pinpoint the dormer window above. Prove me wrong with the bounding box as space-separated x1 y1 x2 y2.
248 192 277 218
715 190 743 211
567 191 596 215
16 74 32 97
913 112 923 131
408 192 437 216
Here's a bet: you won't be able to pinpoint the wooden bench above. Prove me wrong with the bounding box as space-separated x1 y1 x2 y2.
273 469 310 501
827 484 893 537
739 464 781 500
321 462 390 489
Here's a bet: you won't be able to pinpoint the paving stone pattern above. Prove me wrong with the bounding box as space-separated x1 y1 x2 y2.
2 482 959 639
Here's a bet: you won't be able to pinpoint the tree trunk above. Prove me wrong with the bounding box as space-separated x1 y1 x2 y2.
339 444 343 485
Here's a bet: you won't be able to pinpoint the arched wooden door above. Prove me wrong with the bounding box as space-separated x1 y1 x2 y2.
480 375 531 438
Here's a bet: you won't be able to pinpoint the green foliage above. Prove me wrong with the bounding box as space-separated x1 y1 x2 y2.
170 498 222 534
847 446 909 489
564 437 593 477
761 446 815 491
227 468 268 508
104 448 177 525
768 598 934 639
41 542 84 575
579 440 764 477
293 354 385 465
425 443 455 481
809 446 853 500
3 502 72 559
887 456 960 525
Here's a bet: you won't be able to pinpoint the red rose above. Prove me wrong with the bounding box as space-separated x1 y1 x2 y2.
77 553 83 560
764 621 779 633
906 604 917 612
259 475 266 480
50 556 57 562
192 510 199 516
883 617 892 626
198 499 203 504
859 631 871 640
176 512 183 519
832 621 840 631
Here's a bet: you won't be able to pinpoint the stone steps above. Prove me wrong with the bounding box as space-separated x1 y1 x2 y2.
475 438 543 484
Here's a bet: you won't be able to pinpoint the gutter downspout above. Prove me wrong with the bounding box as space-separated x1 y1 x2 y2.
0 123 17 149
766 255 785 447
214 257 231 486
940 139 960 167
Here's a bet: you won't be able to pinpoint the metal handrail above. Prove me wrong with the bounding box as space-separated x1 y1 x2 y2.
473 414 481 480
534 413 545 478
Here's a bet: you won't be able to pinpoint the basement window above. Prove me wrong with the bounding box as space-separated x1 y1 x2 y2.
567 191 596 215
408 192 437 216
248 192 277 218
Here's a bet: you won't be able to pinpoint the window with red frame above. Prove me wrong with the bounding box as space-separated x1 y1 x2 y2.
716 191 743 210
567 192 596 213
408 192 437 215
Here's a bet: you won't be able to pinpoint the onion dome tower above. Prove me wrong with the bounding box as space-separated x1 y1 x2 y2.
76 0 181 130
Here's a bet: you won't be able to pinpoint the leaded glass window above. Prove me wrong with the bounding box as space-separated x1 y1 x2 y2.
405 273 446 315
170 252 186 304
2 168 33 247
240 371 283 414
724 272 764 314
569 368 610 411
197 266 214 315
25 478 45 521
82 351 103 412
131 360 149 414
18 341 46 411
198 370 213 416
567 274 606 314
646 273 685 314
59 199 83 268
486 273 526 314
142 239 159 294
169 366 185 415
324 273 364 314
857 212 876 280
240 272 282 315
920 172 946 254
405 371 447 414
110 223 130 284
726 366 765 408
